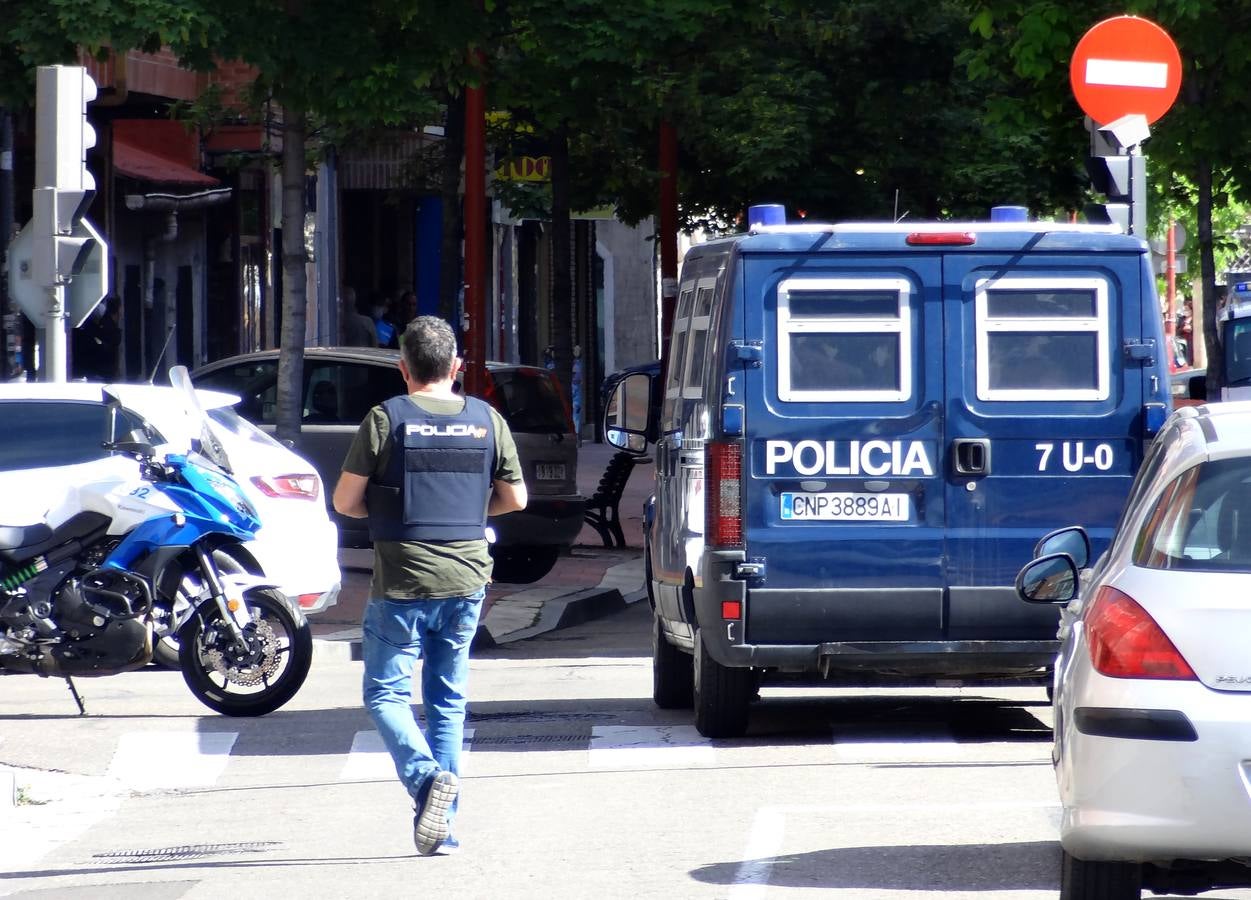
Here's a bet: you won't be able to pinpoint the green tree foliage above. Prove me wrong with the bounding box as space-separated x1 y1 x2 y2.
965 0 1251 389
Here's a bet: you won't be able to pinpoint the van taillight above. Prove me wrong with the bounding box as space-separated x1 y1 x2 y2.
1085 586 1196 680
706 440 743 548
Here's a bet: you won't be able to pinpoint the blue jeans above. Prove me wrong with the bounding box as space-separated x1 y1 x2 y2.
361 590 484 822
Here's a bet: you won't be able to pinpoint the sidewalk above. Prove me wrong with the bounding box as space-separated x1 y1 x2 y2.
309 441 653 659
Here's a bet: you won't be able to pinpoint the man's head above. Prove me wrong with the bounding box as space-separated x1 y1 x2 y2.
400 316 459 385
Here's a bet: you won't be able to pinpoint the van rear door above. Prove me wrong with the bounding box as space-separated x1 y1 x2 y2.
740 255 947 643
941 253 1145 638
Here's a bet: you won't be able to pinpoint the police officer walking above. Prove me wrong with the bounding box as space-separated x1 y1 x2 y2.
333 316 526 856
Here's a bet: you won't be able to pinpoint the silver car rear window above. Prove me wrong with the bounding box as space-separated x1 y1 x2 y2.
1136 457 1251 572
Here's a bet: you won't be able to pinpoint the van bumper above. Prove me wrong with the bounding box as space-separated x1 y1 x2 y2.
695 550 1057 680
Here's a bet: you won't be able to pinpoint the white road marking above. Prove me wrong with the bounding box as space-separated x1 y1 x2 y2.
728 807 786 900
588 724 716 769
1085 58 1170 89
105 731 237 791
338 728 475 781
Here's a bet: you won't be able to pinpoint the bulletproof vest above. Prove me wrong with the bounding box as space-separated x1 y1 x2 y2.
366 395 496 542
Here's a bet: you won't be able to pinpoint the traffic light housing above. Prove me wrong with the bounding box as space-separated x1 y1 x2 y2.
1084 153 1146 237
30 66 105 302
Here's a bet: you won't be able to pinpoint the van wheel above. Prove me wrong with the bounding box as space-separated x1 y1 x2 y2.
693 629 753 738
1060 850 1141 900
653 613 693 709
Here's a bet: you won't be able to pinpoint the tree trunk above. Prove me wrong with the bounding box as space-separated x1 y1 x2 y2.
1197 157 1223 398
439 90 466 323
549 122 574 417
275 110 308 443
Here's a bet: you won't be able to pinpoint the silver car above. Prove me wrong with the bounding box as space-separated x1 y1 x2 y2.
1017 401 1251 899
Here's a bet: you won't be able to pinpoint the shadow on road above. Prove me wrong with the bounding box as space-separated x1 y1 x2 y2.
690 840 1061 892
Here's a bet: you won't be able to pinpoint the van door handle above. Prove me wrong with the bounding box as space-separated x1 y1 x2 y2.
952 438 991 475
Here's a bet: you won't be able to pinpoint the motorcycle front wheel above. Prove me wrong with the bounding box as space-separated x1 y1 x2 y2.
153 550 251 669
178 587 312 717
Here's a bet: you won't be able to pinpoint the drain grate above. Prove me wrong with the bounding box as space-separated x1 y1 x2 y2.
94 841 283 864
471 733 586 746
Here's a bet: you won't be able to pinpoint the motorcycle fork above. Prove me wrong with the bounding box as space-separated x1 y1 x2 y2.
193 545 250 646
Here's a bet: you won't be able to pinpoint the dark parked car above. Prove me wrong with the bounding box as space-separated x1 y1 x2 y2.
192 347 585 583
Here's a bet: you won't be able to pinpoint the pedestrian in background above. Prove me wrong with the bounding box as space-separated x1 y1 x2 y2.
332 316 526 856
342 286 378 347
370 291 398 348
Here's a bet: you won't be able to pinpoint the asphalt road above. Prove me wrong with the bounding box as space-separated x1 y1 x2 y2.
3 602 1250 899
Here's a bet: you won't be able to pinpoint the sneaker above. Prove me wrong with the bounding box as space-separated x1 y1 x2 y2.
413 770 458 856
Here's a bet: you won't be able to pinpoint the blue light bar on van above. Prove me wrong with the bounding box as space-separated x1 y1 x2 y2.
906 232 975 246
990 205 1029 222
748 204 786 228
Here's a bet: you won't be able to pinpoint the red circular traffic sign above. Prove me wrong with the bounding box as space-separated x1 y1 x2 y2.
1070 16 1181 126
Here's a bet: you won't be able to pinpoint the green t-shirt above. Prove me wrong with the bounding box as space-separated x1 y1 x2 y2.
341 393 522 600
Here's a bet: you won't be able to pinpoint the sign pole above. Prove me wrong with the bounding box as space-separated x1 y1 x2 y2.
43 284 66 381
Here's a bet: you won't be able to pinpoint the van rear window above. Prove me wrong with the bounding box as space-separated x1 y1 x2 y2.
776 277 912 402
975 277 1110 401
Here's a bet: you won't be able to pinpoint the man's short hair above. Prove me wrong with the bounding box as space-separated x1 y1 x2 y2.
401 316 458 384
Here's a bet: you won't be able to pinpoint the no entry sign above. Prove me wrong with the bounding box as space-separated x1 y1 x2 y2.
1070 16 1181 126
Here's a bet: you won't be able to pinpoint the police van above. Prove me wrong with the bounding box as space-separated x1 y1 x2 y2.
603 206 1171 737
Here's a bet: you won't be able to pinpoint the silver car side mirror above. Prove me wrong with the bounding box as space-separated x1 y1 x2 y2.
1016 552 1079 605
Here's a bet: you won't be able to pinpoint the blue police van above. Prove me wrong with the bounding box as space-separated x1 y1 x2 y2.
602 207 1171 737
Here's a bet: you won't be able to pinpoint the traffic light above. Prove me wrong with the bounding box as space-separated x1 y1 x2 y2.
31 66 103 292
1084 153 1145 236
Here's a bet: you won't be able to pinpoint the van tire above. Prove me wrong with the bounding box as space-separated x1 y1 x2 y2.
693 629 753 738
1060 850 1141 899
653 613 693 709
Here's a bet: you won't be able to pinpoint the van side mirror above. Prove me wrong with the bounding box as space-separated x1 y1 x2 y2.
603 372 652 454
1033 525 1090 569
1016 552 1079 605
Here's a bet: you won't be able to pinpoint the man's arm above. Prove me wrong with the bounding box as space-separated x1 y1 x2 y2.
333 471 370 518
488 478 527 515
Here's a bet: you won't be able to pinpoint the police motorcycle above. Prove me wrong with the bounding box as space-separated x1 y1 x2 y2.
0 367 312 717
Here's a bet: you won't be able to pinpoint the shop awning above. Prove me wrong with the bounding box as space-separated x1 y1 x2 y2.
113 138 220 186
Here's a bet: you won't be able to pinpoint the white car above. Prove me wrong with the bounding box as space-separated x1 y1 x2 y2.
1017 401 1251 899
0 381 341 625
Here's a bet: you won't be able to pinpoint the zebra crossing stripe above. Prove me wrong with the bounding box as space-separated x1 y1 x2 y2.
588 725 715 769
338 729 475 782
106 731 238 790
832 730 964 761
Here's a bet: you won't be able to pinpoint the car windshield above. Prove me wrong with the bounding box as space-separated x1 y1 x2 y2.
0 400 161 470
488 369 570 434
1135 456 1251 572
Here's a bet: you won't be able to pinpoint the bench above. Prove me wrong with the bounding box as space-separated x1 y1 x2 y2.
583 451 647 548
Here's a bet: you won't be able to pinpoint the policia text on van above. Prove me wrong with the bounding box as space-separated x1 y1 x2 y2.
603 208 1170 738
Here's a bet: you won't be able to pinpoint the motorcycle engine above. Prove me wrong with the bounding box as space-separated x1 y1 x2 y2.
0 567 152 676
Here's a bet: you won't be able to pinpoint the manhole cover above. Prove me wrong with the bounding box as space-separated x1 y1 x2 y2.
94 842 282 863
